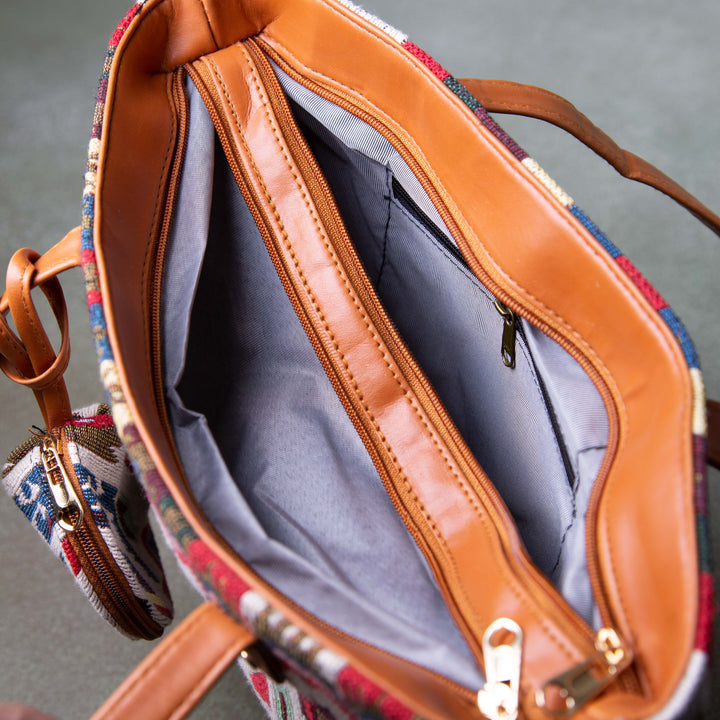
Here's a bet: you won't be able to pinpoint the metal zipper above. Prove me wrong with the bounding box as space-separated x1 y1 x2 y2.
35 427 162 639
255 40 604 632
251 39 636 708
150 70 190 458
173 39 636 712
477 618 523 720
256 41 623 649
182 56 480 712
493 299 517 369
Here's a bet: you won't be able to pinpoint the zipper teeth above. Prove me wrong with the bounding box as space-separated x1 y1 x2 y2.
243 41 491 661
54 430 161 639
151 70 189 452
185 58 478 704
257 41 610 641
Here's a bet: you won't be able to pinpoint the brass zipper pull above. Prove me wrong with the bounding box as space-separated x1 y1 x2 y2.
477 618 523 720
493 299 516 369
536 628 631 716
38 433 84 533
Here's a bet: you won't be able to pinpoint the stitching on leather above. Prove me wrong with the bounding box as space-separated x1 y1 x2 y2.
20 262 52 369
210 50 498 634
140 72 177 392
257 33 697 660
263 38 635 380
216 49 592 651
110 603 218 718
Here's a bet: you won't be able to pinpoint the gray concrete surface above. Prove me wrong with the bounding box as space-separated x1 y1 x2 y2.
1 1 718 717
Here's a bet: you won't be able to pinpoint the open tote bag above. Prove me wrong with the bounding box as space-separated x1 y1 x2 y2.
1 0 719 718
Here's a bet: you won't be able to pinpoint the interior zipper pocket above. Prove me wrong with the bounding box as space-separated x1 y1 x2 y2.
391 173 577 498
159 37 635 713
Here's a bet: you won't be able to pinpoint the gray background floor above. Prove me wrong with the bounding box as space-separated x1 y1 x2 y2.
1 1 718 717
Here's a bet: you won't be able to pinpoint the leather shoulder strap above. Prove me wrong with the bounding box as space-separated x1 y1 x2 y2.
90 603 255 720
459 78 720 238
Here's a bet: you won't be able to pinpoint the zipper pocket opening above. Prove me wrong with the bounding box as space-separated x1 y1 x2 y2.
150 36 636 704
392 175 578 496
158 59 489 695
42 428 163 639
266 49 608 619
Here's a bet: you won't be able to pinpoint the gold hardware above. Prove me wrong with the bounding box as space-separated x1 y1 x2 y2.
40 435 83 533
493 299 516 369
536 628 631 716
240 642 285 684
477 618 523 720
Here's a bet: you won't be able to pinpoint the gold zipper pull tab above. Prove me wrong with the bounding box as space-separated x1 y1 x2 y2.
477 618 523 720
493 299 516 369
40 435 84 533
536 628 631 717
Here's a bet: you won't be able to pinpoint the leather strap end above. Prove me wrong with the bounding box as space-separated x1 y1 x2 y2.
89 603 255 720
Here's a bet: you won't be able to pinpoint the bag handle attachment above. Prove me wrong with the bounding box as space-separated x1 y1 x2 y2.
460 78 720 238
460 78 720 468
89 602 256 720
0 226 81 429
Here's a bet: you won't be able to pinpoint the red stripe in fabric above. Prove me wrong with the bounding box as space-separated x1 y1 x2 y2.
251 672 271 705
695 571 715 652
86 290 103 307
615 256 668 311
337 666 382 706
402 41 451 81
379 697 415 720
186 539 251 606
110 5 141 49
80 248 96 267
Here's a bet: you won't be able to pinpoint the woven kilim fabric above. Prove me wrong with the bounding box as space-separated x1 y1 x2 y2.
2 404 173 635
73 1 713 717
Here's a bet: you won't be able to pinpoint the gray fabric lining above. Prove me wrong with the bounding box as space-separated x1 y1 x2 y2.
278 69 608 623
162 78 481 690
161 62 611 689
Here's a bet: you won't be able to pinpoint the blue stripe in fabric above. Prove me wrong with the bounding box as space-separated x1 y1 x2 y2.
659 307 700 369
89 304 113 362
443 76 481 112
569 205 622 259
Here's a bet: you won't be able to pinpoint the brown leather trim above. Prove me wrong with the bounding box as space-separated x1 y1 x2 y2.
89 603 253 720
1 242 74 428
94 0 700 716
93 3 479 717
459 78 720 238
259 8 697 713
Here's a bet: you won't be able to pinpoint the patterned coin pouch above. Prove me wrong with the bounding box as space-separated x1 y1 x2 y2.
2 403 173 638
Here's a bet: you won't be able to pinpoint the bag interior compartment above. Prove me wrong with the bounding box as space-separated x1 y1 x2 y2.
160 64 610 686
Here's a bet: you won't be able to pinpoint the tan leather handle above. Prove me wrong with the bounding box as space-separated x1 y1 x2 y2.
459 78 720 238
0 227 81 429
459 79 720 467
90 603 256 720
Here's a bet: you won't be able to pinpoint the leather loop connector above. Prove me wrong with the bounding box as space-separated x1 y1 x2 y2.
1 237 77 428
